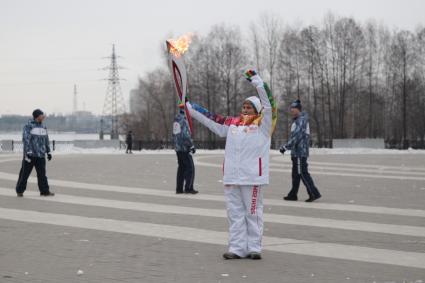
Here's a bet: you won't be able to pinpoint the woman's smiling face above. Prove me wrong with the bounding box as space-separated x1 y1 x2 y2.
241 101 257 115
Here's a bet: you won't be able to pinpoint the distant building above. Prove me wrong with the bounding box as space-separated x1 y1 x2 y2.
67 111 100 133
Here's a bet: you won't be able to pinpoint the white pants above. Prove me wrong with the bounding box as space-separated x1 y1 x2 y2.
224 185 264 257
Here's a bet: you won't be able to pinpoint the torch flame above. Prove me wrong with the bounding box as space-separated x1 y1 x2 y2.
167 33 194 57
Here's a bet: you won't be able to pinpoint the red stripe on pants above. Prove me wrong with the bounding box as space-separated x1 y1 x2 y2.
250 186 258 215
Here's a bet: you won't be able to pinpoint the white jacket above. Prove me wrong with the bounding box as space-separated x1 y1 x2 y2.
187 76 273 185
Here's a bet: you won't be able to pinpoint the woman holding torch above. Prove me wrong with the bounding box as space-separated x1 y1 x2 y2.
186 70 277 260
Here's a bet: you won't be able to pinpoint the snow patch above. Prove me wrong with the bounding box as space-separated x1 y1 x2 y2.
308 147 425 155
4 145 425 155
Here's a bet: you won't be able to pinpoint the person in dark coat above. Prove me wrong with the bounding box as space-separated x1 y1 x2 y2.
16 109 55 197
126 131 133 154
173 108 198 194
280 100 321 202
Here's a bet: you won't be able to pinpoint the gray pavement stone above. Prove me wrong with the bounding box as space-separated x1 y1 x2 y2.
0 152 424 282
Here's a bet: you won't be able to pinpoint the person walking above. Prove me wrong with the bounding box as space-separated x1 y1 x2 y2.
173 107 198 194
280 100 321 202
125 130 133 154
16 109 55 197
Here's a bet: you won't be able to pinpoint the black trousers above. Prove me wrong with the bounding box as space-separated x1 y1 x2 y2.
287 157 321 198
126 143 132 153
176 151 195 193
16 157 50 194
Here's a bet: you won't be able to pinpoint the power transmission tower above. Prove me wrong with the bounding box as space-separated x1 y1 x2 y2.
73 84 78 114
102 44 126 140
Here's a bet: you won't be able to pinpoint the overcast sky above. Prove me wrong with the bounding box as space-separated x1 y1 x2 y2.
1 0 424 115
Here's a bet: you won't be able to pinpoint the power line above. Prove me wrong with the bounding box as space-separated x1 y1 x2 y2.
101 44 126 140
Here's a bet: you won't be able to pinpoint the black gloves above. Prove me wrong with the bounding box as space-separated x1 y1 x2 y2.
47 153 52 161
279 146 286 155
190 146 196 154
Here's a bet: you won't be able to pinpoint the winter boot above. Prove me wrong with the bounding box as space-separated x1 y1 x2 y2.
248 252 262 260
222 252 241 260
305 195 321 202
283 195 298 201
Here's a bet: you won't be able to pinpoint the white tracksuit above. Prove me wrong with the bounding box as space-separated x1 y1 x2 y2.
187 75 272 257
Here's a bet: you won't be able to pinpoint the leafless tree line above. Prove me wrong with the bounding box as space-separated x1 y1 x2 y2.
127 13 425 149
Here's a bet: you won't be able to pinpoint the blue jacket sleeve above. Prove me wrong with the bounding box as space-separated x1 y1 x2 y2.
22 124 32 154
284 116 307 150
45 128 51 153
181 120 194 148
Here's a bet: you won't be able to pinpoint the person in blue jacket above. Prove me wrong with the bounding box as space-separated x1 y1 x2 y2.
16 109 55 197
173 107 198 194
280 100 321 202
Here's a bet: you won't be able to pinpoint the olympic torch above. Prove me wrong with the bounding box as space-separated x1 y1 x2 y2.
166 34 194 134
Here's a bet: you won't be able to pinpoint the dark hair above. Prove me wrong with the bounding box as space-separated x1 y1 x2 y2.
32 109 44 119
290 100 302 111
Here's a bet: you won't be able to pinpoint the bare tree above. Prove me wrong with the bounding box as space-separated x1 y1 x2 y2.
126 12 425 149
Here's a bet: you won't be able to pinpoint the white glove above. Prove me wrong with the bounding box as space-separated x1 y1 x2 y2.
24 155 31 163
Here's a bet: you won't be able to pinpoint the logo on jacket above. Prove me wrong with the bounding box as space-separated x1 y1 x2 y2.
173 122 181 134
30 128 47 136
244 125 258 133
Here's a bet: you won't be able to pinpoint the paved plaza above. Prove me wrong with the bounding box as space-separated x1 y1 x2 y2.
0 151 424 283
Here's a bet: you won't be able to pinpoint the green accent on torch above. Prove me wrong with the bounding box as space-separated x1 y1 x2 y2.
264 82 278 134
